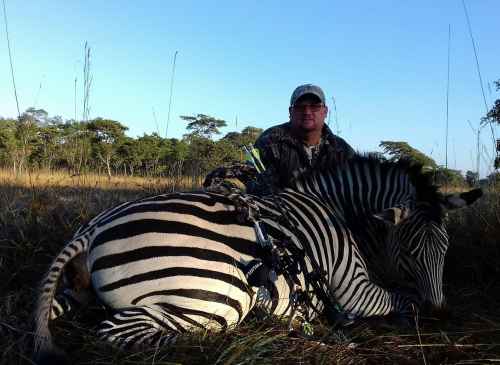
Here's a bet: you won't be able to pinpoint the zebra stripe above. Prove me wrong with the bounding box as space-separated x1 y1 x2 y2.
35 156 480 360
34 231 92 356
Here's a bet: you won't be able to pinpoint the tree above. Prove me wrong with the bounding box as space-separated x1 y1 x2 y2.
241 126 263 141
0 109 264 181
31 124 62 170
181 114 227 140
222 126 263 162
223 126 263 146
23 107 49 126
482 79 500 125
184 135 216 178
136 133 171 175
212 139 241 166
165 138 189 184
116 137 142 176
488 172 500 185
87 118 128 178
465 170 479 187
379 141 437 169
168 138 189 163
433 167 465 187
482 79 500 171
15 111 41 173
59 121 93 174
0 118 20 172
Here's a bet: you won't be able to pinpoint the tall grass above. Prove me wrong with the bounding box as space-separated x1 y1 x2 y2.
0 168 204 192
0 172 499 364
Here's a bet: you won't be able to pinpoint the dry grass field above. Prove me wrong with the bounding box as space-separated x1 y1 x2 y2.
1 170 499 365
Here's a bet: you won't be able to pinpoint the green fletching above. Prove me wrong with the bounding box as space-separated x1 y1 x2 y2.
301 321 314 337
244 145 266 173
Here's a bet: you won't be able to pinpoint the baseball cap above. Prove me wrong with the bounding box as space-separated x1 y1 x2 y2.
290 84 326 106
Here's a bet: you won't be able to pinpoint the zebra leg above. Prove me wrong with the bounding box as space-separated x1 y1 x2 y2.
340 280 418 319
50 288 94 320
97 306 180 350
51 253 94 320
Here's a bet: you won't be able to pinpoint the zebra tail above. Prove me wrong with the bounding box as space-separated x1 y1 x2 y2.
34 237 89 363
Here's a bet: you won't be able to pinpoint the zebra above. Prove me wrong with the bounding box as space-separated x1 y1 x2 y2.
34 155 481 362
292 157 482 315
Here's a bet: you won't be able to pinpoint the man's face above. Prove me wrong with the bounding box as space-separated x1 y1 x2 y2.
289 95 328 134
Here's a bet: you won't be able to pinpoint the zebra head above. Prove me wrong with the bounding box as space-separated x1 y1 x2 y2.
378 188 482 316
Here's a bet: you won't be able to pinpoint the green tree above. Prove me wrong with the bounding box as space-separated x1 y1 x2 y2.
465 170 479 187
223 126 263 146
0 118 21 172
18 110 68 171
482 80 500 125
31 124 62 170
181 114 227 140
117 137 142 176
87 118 128 178
168 138 189 162
221 126 263 162
59 121 93 175
433 167 465 187
379 141 437 169
136 133 171 176
212 139 241 166
15 110 41 172
24 107 49 126
184 135 215 178
165 138 189 183
490 172 500 183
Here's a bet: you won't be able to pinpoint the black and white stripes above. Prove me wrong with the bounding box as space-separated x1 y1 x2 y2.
34 156 482 361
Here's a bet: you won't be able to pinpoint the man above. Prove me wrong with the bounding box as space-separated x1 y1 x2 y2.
203 84 354 194
203 85 355 326
253 84 355 190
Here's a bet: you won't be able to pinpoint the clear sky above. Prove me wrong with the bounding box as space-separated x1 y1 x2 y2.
1 0 499 177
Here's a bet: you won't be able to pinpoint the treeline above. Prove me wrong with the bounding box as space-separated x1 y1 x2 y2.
0 107 496 187
378 141 485 187
0 108 262 179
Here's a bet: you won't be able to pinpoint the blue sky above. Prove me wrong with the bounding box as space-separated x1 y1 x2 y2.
1 0 499 177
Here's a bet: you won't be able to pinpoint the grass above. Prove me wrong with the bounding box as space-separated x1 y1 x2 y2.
1 170 499 364
0 169 204 192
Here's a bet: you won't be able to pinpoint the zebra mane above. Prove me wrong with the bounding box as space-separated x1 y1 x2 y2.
349 153 440 204
292 152 441 206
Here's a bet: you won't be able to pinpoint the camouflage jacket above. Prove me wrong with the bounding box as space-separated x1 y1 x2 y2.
254 122 355 190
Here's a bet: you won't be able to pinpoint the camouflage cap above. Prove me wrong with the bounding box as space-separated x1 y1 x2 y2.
290 84 326 106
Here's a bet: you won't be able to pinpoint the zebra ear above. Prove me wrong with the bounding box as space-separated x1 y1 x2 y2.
373 207 408 225
443 188 483 210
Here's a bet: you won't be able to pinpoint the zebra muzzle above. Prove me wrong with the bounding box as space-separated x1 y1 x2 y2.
421 300 450 321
